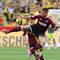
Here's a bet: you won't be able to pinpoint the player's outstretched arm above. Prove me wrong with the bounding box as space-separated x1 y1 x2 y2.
20 15 38 20
20 16 31 20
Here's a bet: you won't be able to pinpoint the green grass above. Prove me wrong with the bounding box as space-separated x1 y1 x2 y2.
0 47 60 60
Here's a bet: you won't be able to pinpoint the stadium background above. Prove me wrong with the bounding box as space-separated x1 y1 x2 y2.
0 0 60 60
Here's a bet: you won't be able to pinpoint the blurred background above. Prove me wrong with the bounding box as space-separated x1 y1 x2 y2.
0 0 60 60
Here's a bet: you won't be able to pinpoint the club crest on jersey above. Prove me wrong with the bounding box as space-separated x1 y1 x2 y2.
39 21 47 27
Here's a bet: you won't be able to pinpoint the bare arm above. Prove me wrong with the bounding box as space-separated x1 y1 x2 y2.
20 15 39 20
20 16 31 20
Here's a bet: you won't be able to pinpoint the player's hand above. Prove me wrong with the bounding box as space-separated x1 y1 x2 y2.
3 29 9 34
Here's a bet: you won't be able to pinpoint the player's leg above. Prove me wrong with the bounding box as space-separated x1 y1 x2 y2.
35 52 40 60
3 25 31 34
29 46 43 57
28 43 38 58
28 36 45 57
23 34 29 47
28 49 35 58
53 39 56 49
48 38 51 50
35 51 44 60
35 36 45 60
29 36 46 52
38 35 46 47
29 43 43 54
27 36 42 58
51 33 56 48
39 54 44 60
47 33 51 49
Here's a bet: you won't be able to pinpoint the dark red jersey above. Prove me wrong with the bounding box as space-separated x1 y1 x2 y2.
30 15 56 33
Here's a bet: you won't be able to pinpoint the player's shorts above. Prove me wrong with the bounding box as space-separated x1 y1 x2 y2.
30 24 44 38
47 33 55 39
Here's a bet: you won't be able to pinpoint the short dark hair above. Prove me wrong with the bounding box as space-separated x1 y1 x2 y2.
42 8 48 12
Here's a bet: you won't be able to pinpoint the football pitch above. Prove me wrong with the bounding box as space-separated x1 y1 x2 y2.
0 47 60 60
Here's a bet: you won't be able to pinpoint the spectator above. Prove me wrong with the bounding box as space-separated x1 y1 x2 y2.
0 16 3 26
5 5 15 23
56 0 60 9
43 0 56 9
0 0 3 14
35 2 42 13
25 6 30 13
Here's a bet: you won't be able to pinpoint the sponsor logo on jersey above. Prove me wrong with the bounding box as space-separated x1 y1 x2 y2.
39 21 47 27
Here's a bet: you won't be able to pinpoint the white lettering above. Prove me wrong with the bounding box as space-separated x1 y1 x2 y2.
39 21 47 27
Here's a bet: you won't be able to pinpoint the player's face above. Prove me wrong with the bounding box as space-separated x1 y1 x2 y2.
42 11 48 17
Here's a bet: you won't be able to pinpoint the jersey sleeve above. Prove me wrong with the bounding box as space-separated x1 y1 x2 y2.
48 16 56 29
29 15 40 20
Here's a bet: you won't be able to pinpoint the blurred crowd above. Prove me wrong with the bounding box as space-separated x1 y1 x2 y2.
0 0 60 26
0 0 60 14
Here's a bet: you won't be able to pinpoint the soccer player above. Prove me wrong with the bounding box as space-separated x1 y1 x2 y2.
47 25 56 49
3 8 56 59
